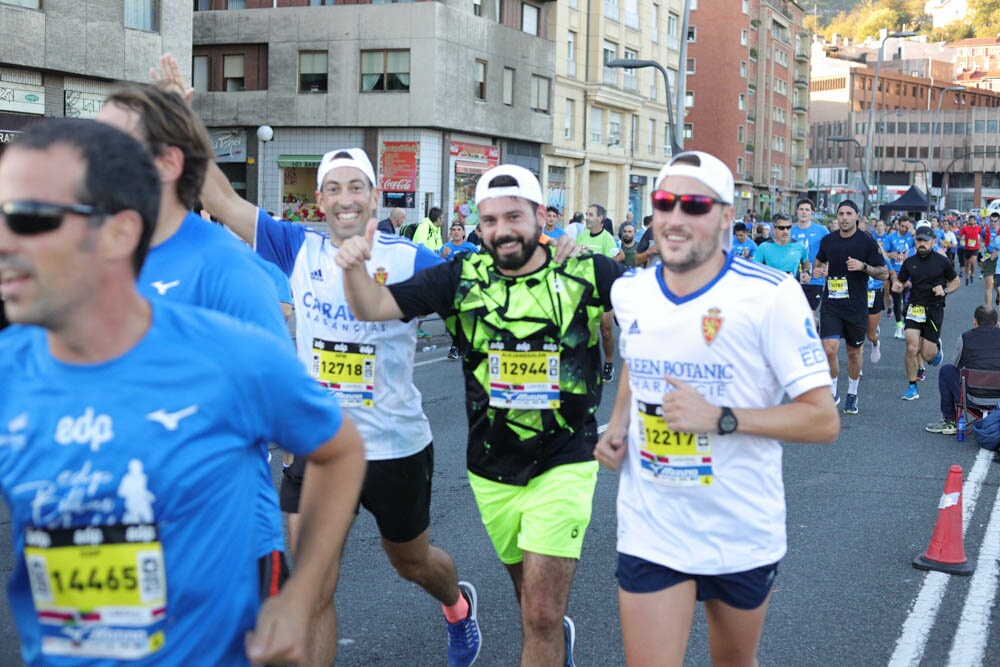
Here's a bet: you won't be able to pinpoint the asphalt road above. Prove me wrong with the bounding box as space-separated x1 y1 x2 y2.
2 268 999 666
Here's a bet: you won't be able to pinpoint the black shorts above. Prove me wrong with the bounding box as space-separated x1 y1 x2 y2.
616 553 778 610
801 283 823 310
280 442 434 544
819 308 866 348
903 304 945 345
867 289 884 316
257 550 290 602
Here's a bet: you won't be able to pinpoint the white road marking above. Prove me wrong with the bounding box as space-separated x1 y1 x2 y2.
946 465 1000 667
888 449 994 667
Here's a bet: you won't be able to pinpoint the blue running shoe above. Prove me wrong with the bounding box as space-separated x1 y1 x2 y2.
917 367 927 382
563 616 576 667
447 581 481 667
929 349 943 367
901 384 920 400
843 393 858 414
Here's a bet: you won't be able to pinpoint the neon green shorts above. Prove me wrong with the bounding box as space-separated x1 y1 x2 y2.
468 461 599 565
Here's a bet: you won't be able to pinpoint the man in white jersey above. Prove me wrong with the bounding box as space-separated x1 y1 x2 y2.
594 151 839 667
201 147 482 667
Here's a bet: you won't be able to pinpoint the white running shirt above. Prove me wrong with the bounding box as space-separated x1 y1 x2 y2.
255 209 439 460
612 254 832 574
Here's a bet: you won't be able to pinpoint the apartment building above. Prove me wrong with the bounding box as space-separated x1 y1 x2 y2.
543 0 682 223
953 36 1000 93
685 0 809 218
192 0 555 227
0 0 191 158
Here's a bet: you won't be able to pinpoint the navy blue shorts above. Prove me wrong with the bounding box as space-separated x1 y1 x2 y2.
616 552 778 610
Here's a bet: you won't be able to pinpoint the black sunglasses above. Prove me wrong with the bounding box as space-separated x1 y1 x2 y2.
651 190 727 216
773 225 793 230
0 200 109 236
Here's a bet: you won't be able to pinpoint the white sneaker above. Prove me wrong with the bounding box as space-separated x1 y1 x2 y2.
893 323 904 340
871 343 881 363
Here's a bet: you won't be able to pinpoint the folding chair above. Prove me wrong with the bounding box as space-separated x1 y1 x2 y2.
957 369 1000 434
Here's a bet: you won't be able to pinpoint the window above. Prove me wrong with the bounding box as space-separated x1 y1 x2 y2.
684 123 693 140
740 61 747 78
737 157 744 175
568 0 577 7
773 136 785 152
522 3 539 35
737 125 744 142
223 55 245 92
664 123 671 156
652 5 659 43
648 118 656 153
774 79 787 95
361 50 411 92
565 99 574 139
194 0 211 10
309 0 334 4
590 107 603 143
741 30 747 46
192 56 209 93
631 114 638 151
530 75 550 112
738 94 745 110
775 49 788 67
773 106 786 123
684 91 694 108
603 41 618 85
687 26 696 42
609 111 622 144
124 0 158 32
686 58 695 75
503 68 514 106
228 0 246 8
742 0 749 12
299 51 328 93
667 13 679 50
623 49 638 91
604 0 619 20
567 32 577 78
625 0 639 29
649 73 656 101
474 60 487 101
473 0 482 16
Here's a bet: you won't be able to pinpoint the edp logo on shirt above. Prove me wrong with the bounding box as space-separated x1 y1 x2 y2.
54 408 114 452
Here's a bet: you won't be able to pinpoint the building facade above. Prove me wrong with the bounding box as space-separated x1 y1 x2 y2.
542 0 682 225
685 0 810 218
192 0 556 228
0 0 191 157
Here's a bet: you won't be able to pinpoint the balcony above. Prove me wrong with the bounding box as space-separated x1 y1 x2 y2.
793 103 807 113
793 127 807 140
795 48 808 63
794 77 808 88
746 143 755 153
791 152 805 166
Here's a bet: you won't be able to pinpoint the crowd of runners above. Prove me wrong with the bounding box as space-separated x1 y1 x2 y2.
0 53 991 667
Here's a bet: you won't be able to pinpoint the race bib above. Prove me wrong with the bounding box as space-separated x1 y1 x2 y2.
636 400 713 487
828 277 849 299
867 290 876 308
488 341 560 410
907 304 927 323
967 238 977 249
24 524 167 659
311 338 376 408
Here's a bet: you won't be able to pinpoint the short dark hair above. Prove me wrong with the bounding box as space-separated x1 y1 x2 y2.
588 203 606 218
428 207 443 222
773 213 791 223
975 305 998 327
733 222 748 232
795 198 815 210
13 118 160 276
546 205 561 215
103 83 213 210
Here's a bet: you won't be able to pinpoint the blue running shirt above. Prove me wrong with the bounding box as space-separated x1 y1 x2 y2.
0 301 342 666
139 211 289 557
790 222 828 286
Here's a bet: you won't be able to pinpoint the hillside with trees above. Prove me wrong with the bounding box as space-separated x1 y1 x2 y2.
807 0 1000 43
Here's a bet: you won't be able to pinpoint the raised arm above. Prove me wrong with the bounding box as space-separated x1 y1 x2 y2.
335 219 406 321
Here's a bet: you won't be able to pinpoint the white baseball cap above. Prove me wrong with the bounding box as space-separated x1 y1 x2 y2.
474 164 544 207
316 148 376 190
654 151 735 205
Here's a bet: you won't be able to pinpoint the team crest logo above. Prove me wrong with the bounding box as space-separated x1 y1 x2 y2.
373 267 388 285
701 307 723 345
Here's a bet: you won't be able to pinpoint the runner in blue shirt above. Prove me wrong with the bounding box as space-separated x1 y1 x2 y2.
545 206 567 240
790 198 829 311
731 222 758 259
0 118 364 667
753 213 809 276
883 216 915 339
442 221 480 259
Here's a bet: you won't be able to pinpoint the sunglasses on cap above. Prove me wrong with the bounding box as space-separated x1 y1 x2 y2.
651 190 727 216
0 200 109 236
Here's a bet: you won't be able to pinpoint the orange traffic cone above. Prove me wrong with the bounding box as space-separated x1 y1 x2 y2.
913 465 974 576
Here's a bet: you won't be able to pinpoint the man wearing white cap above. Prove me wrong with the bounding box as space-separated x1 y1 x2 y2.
335 164 625 667
200 148 482 667
595 151 839 667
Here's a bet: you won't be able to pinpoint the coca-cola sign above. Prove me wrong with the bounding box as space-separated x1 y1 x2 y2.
380 141 419 192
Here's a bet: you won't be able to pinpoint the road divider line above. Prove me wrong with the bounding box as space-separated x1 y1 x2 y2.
888 449 994 667
946 463 1000 667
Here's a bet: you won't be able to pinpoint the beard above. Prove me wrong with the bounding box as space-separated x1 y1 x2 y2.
484 228 542 271
660 231 721 274
916 245 931 256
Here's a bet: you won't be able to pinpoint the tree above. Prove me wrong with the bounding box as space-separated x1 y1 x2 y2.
857 7 905 40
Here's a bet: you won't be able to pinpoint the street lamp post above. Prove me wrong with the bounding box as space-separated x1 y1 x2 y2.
942 150 987 210
902 157 928 219
929 86 965 219
864 31 917 202
829 136 871 216
255 124 274 209
606 59 682 155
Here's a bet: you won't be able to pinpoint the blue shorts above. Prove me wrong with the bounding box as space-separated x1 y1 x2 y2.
616 553 778 610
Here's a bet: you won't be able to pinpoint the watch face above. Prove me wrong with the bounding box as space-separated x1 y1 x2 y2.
720 412 738 433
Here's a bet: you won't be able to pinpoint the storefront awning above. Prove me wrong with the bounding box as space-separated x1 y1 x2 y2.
277 154 323 169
